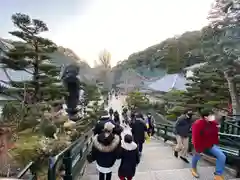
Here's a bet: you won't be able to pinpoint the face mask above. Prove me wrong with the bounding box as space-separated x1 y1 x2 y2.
207 115 215 121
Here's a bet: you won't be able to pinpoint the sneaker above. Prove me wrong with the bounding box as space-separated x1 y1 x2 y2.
191 168 199 178
180 156 189 163
214 175 224 180
174 151 178 158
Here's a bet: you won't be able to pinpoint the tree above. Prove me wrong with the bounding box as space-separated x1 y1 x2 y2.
81 83 100 106
205 1 240 114
98 49 112 91
113 30 206 80
125 91 150 112
0 13 64 103
162 90 186 120
99 49 111 69
184 65 231 111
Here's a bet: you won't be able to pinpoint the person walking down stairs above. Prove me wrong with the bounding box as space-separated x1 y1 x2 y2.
118 134 140 180
146 112 155 137
191 109 226 180
93 110 123 136
130 113 148 156
91 122 120 180
173 109 193 163
113 110 120 125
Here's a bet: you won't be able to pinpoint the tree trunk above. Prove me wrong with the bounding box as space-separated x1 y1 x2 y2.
33 42 40 102
224 71 240 115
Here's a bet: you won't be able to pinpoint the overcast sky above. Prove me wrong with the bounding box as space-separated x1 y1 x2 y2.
0 0 214 66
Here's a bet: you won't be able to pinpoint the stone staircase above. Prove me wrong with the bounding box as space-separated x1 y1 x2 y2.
81 96 238 180
81 137 237 180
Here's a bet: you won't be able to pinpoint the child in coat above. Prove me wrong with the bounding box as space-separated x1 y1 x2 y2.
118 134 140 180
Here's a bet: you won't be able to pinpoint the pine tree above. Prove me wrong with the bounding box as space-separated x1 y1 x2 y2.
206 0 240 114
0 13 65 103
184 65 231 110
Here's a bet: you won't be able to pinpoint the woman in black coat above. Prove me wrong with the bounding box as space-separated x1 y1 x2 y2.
118 134 140 180
91 122 120 180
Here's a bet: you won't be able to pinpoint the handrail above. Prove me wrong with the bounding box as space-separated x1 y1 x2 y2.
48 128 93 180
17 162 37 180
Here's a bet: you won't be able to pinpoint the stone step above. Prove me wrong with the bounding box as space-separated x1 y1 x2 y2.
81 166 235 180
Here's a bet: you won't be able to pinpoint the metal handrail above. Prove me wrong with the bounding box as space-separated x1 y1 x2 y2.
17 162 37 180
47 128 93 180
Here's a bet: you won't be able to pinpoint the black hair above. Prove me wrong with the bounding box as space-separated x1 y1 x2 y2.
199 108 212 118
183 109 192 114
124 134 133 143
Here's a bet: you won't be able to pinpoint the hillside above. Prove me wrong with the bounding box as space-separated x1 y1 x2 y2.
112 29 207 84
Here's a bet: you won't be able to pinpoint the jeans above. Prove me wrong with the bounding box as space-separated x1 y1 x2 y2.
99 172 112 180
192 145 226 175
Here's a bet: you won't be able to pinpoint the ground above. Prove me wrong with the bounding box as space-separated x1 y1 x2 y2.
81 96 237 180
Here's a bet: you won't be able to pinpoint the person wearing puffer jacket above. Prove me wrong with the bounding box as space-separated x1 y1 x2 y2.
93 110 123 136
118 134 140 180
91 122 120 180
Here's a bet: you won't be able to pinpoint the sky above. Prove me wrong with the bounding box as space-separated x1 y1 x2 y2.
0 0 214 66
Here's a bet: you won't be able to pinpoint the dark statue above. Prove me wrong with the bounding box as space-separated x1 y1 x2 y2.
61 64 80 121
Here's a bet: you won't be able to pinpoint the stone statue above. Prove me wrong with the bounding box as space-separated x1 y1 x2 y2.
61 64 81 121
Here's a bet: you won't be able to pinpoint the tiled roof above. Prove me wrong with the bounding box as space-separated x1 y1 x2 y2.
184 62 207 71
0 68 32 87
147 73 187 92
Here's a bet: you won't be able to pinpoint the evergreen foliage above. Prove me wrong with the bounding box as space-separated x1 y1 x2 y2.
184 65 230 110
0 13 65 103
126 91 150 111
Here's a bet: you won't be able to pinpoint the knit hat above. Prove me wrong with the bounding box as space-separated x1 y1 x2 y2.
104 122 115 132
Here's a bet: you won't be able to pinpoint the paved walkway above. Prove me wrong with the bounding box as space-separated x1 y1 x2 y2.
81 97 237 180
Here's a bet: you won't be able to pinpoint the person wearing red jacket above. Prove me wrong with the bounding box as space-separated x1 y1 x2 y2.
191 109 226 180
191 110 226 180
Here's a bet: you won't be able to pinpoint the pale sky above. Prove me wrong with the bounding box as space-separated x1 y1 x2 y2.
1 0 213 66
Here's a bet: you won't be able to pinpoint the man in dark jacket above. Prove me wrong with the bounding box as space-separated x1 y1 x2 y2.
130 113 147 155
93 110 123 136
109 108 114 119
174 109 193 163
113 110 120 125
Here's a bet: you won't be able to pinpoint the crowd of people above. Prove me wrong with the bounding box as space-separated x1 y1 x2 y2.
87 96 226 180
87 107 155 180
174 109 226 180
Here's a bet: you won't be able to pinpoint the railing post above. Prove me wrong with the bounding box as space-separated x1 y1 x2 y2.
220 116 225 133
156 125 160 136
237 149 240 178
63 150 73 180
164 125 167 141
188 135 192 153
48 157 56 180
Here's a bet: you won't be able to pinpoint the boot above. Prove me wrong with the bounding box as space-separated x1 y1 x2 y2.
191 168 199 178
214 175 224 180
